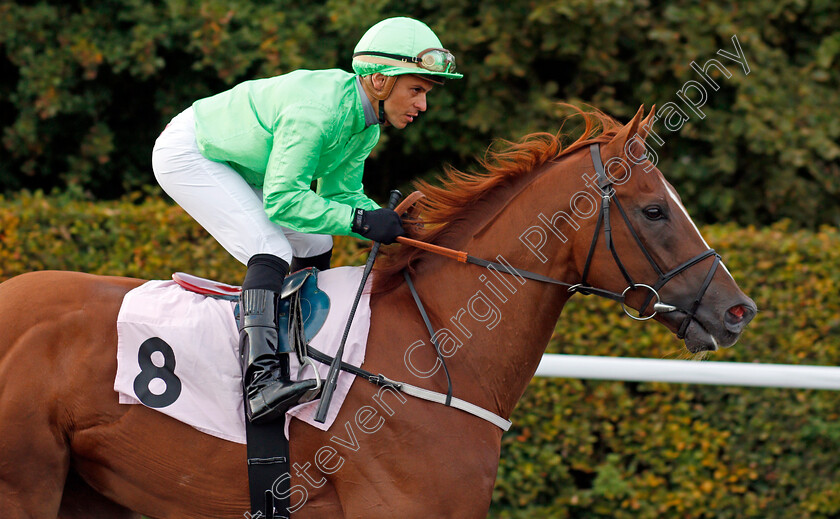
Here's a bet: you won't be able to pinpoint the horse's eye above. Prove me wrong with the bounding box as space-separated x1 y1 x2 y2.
643 206 665 220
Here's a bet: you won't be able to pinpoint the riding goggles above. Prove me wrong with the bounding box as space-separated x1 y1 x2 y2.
352 48 457 74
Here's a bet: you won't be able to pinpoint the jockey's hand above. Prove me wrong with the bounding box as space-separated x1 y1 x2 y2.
351 208 406 244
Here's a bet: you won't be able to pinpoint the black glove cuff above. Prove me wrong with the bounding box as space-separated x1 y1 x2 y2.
351 208 368 234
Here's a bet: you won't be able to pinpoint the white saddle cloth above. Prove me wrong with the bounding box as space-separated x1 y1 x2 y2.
114 266 371 443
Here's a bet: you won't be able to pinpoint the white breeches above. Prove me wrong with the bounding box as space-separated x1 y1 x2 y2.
151 107 332 266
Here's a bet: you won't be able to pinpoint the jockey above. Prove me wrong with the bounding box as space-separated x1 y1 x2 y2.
152 17 462 424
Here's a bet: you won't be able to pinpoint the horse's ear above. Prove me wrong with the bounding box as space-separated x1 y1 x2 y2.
606 105 645 153
602 105 650 165
637 104 657 142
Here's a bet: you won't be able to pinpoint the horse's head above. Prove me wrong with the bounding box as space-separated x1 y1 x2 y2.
565 106 756 353
376 104 755 353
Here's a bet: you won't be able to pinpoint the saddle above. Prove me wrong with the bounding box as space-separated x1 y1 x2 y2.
173 268 330 358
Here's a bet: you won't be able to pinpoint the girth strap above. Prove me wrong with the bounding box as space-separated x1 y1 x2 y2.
245 411 290 519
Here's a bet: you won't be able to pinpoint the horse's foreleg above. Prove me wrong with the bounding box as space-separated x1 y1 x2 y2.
0 367 70 518
58 470 141 519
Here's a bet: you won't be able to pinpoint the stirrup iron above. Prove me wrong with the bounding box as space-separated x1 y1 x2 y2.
296 356 322 404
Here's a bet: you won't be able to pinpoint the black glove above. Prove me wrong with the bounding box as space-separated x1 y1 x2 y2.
351 208 406 244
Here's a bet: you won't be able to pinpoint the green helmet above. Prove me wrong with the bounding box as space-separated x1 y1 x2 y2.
353 17 463 84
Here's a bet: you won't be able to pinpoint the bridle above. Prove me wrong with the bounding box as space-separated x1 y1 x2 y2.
399 142 722 339
572 143 722 339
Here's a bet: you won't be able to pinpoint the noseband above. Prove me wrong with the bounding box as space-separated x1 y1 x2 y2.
570 143 721 338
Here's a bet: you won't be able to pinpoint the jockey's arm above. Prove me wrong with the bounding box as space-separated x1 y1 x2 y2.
317 144 380 214
262 104 366 236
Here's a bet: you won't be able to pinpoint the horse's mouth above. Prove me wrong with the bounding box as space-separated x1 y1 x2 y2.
659 297 756 354
682 317 741 353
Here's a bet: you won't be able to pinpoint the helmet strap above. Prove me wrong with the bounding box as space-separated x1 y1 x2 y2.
378 100 386 125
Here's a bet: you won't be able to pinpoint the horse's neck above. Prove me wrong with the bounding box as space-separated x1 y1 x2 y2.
407 221 576 420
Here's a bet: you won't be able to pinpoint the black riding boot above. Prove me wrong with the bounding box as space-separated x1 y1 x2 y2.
239 254 314 424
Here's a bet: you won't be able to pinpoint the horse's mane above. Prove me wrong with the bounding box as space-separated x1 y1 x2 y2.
372 105 624 292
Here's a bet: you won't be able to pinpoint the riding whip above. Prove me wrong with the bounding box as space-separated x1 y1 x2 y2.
314 189 403 423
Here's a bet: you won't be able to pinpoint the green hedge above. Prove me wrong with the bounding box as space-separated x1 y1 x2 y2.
2 0 840 227
495 221 840 518
0 188 370 281
1 192 839 518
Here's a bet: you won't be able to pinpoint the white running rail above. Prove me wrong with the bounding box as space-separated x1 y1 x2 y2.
534 354 840 390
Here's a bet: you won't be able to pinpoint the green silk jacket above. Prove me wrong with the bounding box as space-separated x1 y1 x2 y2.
193 69 381 236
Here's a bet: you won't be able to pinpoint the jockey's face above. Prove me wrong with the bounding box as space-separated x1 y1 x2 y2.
383 75 435 129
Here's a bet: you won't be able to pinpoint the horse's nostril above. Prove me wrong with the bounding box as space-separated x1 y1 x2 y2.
724 302 756 333
728 305 746 321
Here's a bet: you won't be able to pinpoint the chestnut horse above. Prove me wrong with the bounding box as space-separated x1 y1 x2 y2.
0 106 755 518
